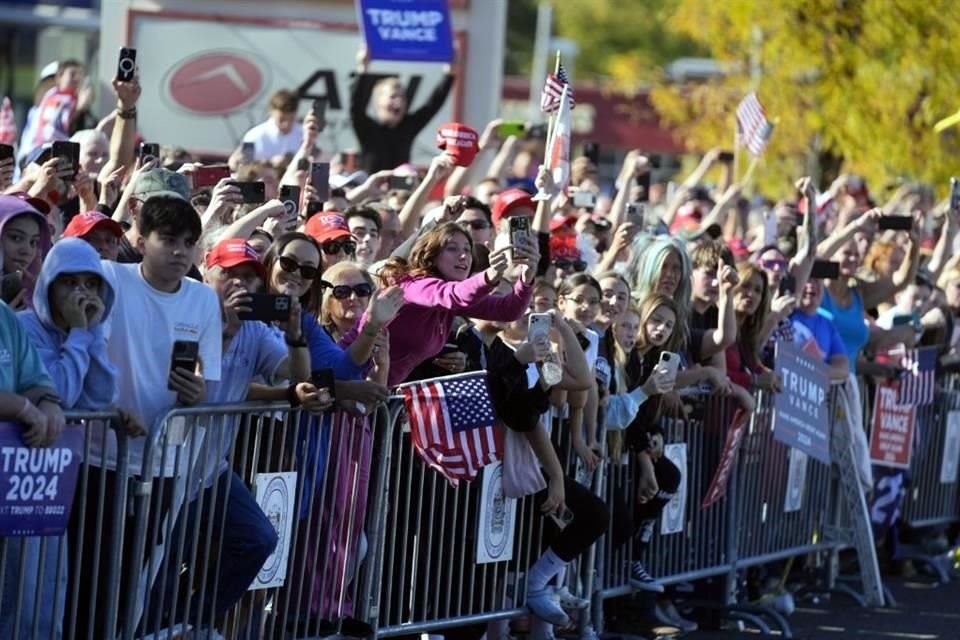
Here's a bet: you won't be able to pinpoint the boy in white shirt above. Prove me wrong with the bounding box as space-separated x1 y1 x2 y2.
241 89 303 161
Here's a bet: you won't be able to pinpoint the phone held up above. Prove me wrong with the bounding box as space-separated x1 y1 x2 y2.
116 47 137 82
810 259 840 280
658 351 680 381
237 293 291 322
951 177 960 213
168 340 200 390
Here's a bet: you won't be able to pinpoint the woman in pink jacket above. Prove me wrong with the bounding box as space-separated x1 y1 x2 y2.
379 221 538 385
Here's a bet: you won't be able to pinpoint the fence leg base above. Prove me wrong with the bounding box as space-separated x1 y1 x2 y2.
829 581 869 608
726 604 793 639
725 610 773 636
896 547 952 585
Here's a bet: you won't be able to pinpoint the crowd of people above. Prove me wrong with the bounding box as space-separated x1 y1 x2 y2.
0 46 958 640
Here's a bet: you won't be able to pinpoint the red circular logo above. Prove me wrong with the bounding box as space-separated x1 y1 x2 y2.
167 52 264 115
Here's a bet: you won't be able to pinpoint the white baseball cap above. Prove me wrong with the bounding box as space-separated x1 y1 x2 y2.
39 61 59 81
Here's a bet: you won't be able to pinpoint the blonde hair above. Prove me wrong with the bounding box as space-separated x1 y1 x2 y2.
320 261 375 337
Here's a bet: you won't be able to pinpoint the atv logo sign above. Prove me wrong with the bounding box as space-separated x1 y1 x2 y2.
166 51 266 115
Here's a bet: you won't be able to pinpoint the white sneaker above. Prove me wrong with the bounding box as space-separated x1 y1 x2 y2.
654 600 698 633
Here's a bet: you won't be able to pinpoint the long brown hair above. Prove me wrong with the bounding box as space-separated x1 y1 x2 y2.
634 294 684 355
735 262 771 366
262 232 324 316
378 222 473 285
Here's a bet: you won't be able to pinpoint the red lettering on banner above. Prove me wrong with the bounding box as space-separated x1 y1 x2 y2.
868 382 916 470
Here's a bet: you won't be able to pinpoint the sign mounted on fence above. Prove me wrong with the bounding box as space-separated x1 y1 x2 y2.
661 443 687 534
701 409 748 509
358 0 454 62
252 471 297 590
868 383 916 470
940 411 960 484
477 462 517 564
0 423 83 536
773 343 831 464
784 448 808 513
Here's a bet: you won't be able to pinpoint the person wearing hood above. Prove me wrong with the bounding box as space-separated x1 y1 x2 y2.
0 194 53 311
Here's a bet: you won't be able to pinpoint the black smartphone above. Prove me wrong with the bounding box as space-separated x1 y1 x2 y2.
1 271 23 304
311 97 328 122
310 162 330 201
778 273 796 296
116 47 137 82
718 151 735 163
951 177 960 212
438 342 460 356
168 340 199 389
583 141 600 165
241 142 255 164
279 185 301 218
140 142 160 165
811 259 840 280
387 175 416 191
0 144 14 163
635 171 651 203
233 181 266 204
626 202 645 226
237 293 291 322
878 216 913 231
52 140 80 179
310 368 336 397
305 201 324 219
509 215 531 247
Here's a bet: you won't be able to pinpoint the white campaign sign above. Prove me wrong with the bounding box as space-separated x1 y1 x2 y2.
784 448 808 513
477 462 516 564
941 411 960 484
661 444 687 535
252 472 298 590
129 13 454 160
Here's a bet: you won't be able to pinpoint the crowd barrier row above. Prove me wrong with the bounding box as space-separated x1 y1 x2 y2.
0 374 958 639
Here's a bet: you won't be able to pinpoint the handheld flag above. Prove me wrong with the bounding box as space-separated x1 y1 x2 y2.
540 63 575 114
736 92 774 156
544 85 572 193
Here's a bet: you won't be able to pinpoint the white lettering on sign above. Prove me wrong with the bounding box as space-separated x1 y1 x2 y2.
366 9 443 42
780 366 826 405
0 446 73 475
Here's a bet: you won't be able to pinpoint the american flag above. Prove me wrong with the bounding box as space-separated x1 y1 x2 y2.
401 372 503 486
736 92 774 156
898 347 937 406
540 64 575 114
0 97 16 145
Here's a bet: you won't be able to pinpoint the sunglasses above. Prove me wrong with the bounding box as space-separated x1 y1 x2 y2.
322 282 374 300
321 240 357 255
760 259 788 273
460 219 491 231
278 255 319 280
553 258 587 272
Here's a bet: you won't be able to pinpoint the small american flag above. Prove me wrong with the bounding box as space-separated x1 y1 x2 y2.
402 372 503 486
540 64 575 114
736 92 774 156
898 347 937 406
0 97 16 146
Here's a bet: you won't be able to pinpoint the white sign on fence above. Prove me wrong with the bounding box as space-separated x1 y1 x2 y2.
661 444 687 535
477 462 516 564
252 471 298 590
941 411 960 484
784 448 808 513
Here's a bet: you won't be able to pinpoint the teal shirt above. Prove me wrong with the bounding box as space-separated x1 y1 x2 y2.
0 301 53 394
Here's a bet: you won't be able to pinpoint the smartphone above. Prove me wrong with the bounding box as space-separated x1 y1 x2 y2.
310 368 335 395
509 215 531 250
778 273 796 296
0 144 14 163
140 142 160 165
526 123 548 139
497 121 525 138
168 340 200 389
718 151 735 163
296 157 310 172
192 164 231 189
310 162 330 201
877 216 913 231
1 271 23 304
438 342 460 357
528 312 552 345
658 351 680 381
583 141 600 166
549 507 575 530
305 200 324 219
572 190 597 210
116 47 137 82
279 185 301 218
388 174 417 191
892 314 913 327
241 142 255 164
233 181 266 204
626 202 645 226
51 140 80 179
811 259 840 280
635 172 651 203
951 177 960 212
311 97 328 122
237 293 291 322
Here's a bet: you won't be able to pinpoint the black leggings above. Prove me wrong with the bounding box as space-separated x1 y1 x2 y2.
534 474 609 562
611 454 682 551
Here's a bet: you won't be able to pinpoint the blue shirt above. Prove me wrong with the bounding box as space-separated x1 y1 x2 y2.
820 288 869 372
790 308 846 363
207 321 288 404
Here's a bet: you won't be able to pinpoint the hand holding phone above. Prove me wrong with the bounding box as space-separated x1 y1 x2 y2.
877 216 913 231
193 165 231 189
52 141 80 180
237 293 291 322
810 259 840 280
232 181 266 204
168 340 200 391
310 162 330 201
496 121 525 138
116 47 137 82
140 142 160 165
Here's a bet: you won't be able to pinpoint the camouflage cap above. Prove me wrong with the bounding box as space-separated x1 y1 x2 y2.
131 168 190 201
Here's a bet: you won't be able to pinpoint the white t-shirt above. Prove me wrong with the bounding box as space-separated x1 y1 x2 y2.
101 262 223 475
242 118 303 160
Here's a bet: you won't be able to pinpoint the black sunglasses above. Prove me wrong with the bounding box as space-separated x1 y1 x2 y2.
322 281 375 300
553 258 587 272
278 255 319 280
460 219 491 231
321 240 357 255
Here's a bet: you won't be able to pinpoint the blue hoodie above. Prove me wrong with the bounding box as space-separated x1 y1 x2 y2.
17 238 118 409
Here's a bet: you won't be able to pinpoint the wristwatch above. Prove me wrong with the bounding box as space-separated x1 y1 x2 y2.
36 393 63 408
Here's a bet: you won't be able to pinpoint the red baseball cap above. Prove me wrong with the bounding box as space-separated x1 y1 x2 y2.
63 211 123 240
549 213 578 232
305 212 353 244
491 188 535 225
549 235 580 261
669 202 704 234
205 237 267 281
435 123 480 167
6 191 51 216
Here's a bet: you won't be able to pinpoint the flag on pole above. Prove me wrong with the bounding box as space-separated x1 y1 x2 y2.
545 85 572 192
897 347 937 406
540 63 575 114
0 98 16 146
736 92 774 156
401 372 503 486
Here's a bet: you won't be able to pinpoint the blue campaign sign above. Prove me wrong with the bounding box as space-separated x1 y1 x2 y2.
358 0 454 63
773 343 832 464
0 423 84 536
